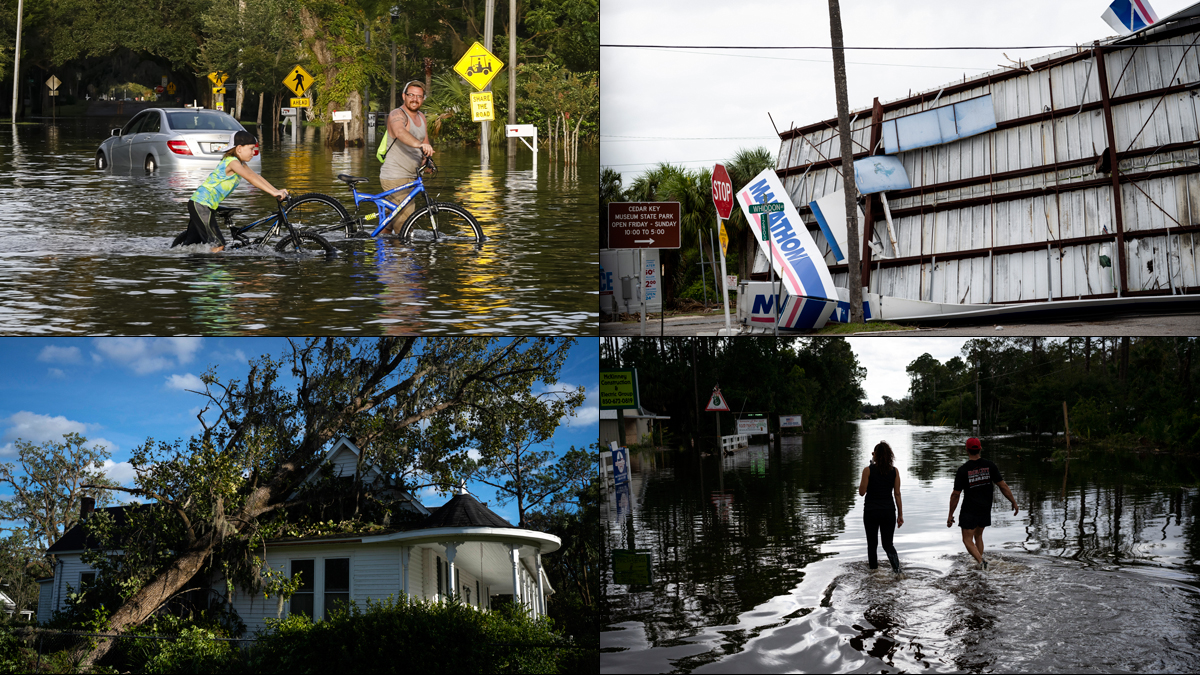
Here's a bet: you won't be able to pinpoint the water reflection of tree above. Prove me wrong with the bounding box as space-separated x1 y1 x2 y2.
603 428 860 650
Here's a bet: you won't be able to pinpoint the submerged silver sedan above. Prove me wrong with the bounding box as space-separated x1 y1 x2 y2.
95 108 262 171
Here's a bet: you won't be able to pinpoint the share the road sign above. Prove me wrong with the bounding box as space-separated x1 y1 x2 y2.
607 202 681 249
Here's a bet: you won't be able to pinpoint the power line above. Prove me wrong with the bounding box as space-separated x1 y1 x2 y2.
601 135 777 141
602 44 1101 50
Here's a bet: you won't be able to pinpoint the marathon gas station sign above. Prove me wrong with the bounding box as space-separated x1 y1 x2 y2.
607 202 681 249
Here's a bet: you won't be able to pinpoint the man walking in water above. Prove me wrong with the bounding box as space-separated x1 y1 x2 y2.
947 437 1018 570
379 80 435 234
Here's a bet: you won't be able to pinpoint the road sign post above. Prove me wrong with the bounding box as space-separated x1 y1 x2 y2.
712 164 735 335
607 202 681 338
749 202 785 336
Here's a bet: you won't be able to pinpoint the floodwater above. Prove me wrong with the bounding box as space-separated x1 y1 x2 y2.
0 119 596 334
601 419 1200 673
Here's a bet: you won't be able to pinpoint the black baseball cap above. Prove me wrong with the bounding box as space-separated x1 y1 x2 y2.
231 130 257 147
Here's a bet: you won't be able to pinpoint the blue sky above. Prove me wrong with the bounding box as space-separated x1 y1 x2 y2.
0 338 599 528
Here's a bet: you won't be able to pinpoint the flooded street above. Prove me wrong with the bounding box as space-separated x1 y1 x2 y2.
602 419 1200 673
0 120 596 334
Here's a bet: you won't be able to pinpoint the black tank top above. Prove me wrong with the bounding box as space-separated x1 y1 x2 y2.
865 464 896 511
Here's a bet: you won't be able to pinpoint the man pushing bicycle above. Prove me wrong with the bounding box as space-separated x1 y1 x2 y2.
378 79 434 235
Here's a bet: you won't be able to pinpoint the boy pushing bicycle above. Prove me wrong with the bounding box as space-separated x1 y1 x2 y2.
172 130 288 252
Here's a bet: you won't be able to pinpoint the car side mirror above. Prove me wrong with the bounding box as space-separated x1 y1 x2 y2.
111 129 122 137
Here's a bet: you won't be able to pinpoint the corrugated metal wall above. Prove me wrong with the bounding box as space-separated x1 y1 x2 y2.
774 33 1200 304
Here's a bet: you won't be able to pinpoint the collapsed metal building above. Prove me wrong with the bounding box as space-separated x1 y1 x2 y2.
772 6 1200 306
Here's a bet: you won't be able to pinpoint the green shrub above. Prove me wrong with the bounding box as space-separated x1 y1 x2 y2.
246 595 568 674
0 627 31 674
141 627 238 675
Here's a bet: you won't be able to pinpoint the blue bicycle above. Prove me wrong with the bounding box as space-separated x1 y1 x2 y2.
283 157 484 243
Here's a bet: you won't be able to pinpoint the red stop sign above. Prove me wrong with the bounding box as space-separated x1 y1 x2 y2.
712 163 734 220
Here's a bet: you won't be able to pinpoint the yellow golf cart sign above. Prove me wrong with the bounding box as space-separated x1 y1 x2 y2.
453 42 504 91
600 369 640 410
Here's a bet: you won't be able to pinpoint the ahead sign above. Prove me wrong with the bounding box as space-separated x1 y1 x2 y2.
607 202 681 249
712 163 733 220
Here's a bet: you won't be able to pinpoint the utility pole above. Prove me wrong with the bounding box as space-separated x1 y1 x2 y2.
481 0 496 163
508 0 517 156
11 0 24 123
390 10 398 112
827 0 863 323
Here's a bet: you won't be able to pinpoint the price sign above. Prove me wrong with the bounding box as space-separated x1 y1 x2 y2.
607 202 681 249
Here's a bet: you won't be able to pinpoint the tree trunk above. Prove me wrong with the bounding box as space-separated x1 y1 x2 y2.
300 6 353 148
83 541 216 665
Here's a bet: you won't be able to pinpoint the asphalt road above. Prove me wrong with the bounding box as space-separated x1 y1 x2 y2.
600 310 1200 336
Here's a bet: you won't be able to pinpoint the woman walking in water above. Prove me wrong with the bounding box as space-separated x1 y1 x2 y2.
859 441 903 573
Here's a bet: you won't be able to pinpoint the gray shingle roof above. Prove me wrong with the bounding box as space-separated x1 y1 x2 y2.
417 492 513 529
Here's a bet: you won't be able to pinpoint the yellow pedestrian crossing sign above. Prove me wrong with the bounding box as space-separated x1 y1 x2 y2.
208 72 228 87
167 82 176 95
284 66 314 97
453 42 504 91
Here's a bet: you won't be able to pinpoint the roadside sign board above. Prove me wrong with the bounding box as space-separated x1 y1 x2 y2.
155 86 165 94
607 202 681 249
212 87 226 95
737 418 768 435
749 202 784 240
215 101 225 111
161 76 168 87
705 387 730 412
167 83 176 95
470 91 494 122
600 368 640 410
46 75 61 90
712 163 734 219
332 110 352 122
207 71 228 87
780 415 803 428
612 447 630 486
48 90 59 96
284 65 314 97
291 98 310 108
453 42 504 91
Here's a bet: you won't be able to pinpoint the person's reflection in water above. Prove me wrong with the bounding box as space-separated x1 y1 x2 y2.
859 440 903 574
368 239 428 332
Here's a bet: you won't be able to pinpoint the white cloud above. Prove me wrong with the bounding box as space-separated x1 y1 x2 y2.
47 368 65 379
100 460 139 485
0 411 116 455
569 384 600 427
92 337 204 375
37 345 82 364
165 373 205 391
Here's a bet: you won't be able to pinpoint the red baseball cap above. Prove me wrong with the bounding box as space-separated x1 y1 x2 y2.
966 437 982 452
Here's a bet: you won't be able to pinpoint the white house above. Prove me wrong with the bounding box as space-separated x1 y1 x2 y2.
38 436 559 631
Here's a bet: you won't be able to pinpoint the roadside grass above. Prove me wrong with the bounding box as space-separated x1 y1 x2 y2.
815 321 917 334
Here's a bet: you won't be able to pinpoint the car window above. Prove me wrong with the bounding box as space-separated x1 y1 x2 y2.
165 112 243 131
122 113 148 135
140 113 161 133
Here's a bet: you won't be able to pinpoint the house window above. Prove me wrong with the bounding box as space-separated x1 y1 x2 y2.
79 572 95 589
290 560 314 618
324 558 350 620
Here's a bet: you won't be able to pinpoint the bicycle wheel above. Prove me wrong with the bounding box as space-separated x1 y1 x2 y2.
397 202 484 243
285 193 353 237
275 230 336 255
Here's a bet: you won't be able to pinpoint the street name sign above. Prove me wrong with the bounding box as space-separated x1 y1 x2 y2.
470 92 494 122
600 369 640 410
453 42 504 91
749 202 784 240
712 163 734 220
284 66 314 97
607 202 681 249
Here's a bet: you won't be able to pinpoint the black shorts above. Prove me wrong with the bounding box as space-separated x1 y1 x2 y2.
959 509 991 530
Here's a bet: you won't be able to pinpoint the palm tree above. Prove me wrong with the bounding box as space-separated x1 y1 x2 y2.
601 168 623 249
725 147 776 279
659 167 722 306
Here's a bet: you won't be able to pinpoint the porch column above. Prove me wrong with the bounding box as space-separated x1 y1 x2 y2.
507 543 522 610
399 546 411 598
440 541 463 601
535 550 545 617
